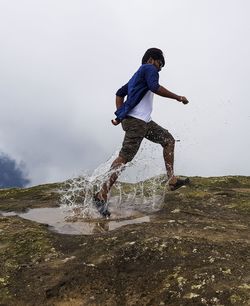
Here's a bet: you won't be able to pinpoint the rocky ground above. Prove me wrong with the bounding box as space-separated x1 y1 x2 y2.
0 176 250 306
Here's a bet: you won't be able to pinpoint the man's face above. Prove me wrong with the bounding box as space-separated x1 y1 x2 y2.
147 57 164 71
153 59 164 71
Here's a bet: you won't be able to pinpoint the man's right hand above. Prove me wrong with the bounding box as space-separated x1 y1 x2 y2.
111 119 120 126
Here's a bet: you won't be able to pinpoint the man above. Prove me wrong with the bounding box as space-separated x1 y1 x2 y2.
94 48 189 217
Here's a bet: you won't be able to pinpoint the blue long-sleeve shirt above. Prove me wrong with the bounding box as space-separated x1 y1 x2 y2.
114 64 160 122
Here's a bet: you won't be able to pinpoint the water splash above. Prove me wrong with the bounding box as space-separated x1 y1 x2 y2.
60 150 123 218
60 142 168 218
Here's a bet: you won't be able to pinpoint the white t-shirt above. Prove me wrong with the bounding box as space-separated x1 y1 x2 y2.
127 90 154 123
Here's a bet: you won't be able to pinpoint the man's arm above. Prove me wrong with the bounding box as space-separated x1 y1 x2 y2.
116 95 124 110
156 85 189 104
111 96 124 125
144 65 189 104
115 82 128 109
112 83 128 125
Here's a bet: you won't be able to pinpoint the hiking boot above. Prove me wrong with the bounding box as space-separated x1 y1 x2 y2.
93 194 111 218
169 177 190 191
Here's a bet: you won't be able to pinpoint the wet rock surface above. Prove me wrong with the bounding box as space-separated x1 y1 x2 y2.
0 176 250 305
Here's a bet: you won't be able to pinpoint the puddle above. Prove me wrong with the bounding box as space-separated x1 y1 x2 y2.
1 189 163 235
1 206 151 235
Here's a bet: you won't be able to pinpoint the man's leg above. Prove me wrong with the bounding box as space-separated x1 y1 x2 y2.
96 155 127 202
162 137 190 189
163 138 177 185
145 120 189 190
145 121 177 184
96 117 146 203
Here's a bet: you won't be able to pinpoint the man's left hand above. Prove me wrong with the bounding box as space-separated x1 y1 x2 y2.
179 96 189 104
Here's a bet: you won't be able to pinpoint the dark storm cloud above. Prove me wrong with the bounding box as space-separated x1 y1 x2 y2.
0 153 30 188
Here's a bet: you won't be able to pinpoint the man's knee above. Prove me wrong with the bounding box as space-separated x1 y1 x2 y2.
162 134 175 148
111 155 128 169
119 143 140 163
117 155 128 164
169 136 175 147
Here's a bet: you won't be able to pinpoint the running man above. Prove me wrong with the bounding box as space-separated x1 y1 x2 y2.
94 48 189 217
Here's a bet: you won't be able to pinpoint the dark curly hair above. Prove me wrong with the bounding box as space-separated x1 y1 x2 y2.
141 48 165 67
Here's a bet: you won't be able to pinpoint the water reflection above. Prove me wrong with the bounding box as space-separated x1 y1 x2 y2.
1 207 150 235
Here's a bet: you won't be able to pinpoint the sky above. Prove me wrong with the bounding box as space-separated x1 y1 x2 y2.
0 0 250 186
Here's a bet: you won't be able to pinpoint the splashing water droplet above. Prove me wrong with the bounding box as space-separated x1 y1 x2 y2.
60 143 168 218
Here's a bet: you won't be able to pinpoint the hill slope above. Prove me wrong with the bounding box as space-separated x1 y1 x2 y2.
0 176 250 305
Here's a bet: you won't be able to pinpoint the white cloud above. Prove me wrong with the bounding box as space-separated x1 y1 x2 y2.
0 0 249 185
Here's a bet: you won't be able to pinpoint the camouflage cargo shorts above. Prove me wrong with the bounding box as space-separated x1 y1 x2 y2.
119 116 175 162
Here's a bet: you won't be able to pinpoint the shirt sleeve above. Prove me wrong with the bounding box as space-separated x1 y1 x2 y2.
144 65 160 93
116 83 128 97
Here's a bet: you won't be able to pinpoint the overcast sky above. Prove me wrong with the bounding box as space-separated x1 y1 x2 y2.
0 0 249 186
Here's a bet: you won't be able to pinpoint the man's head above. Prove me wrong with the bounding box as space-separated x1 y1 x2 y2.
142 48 165 71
